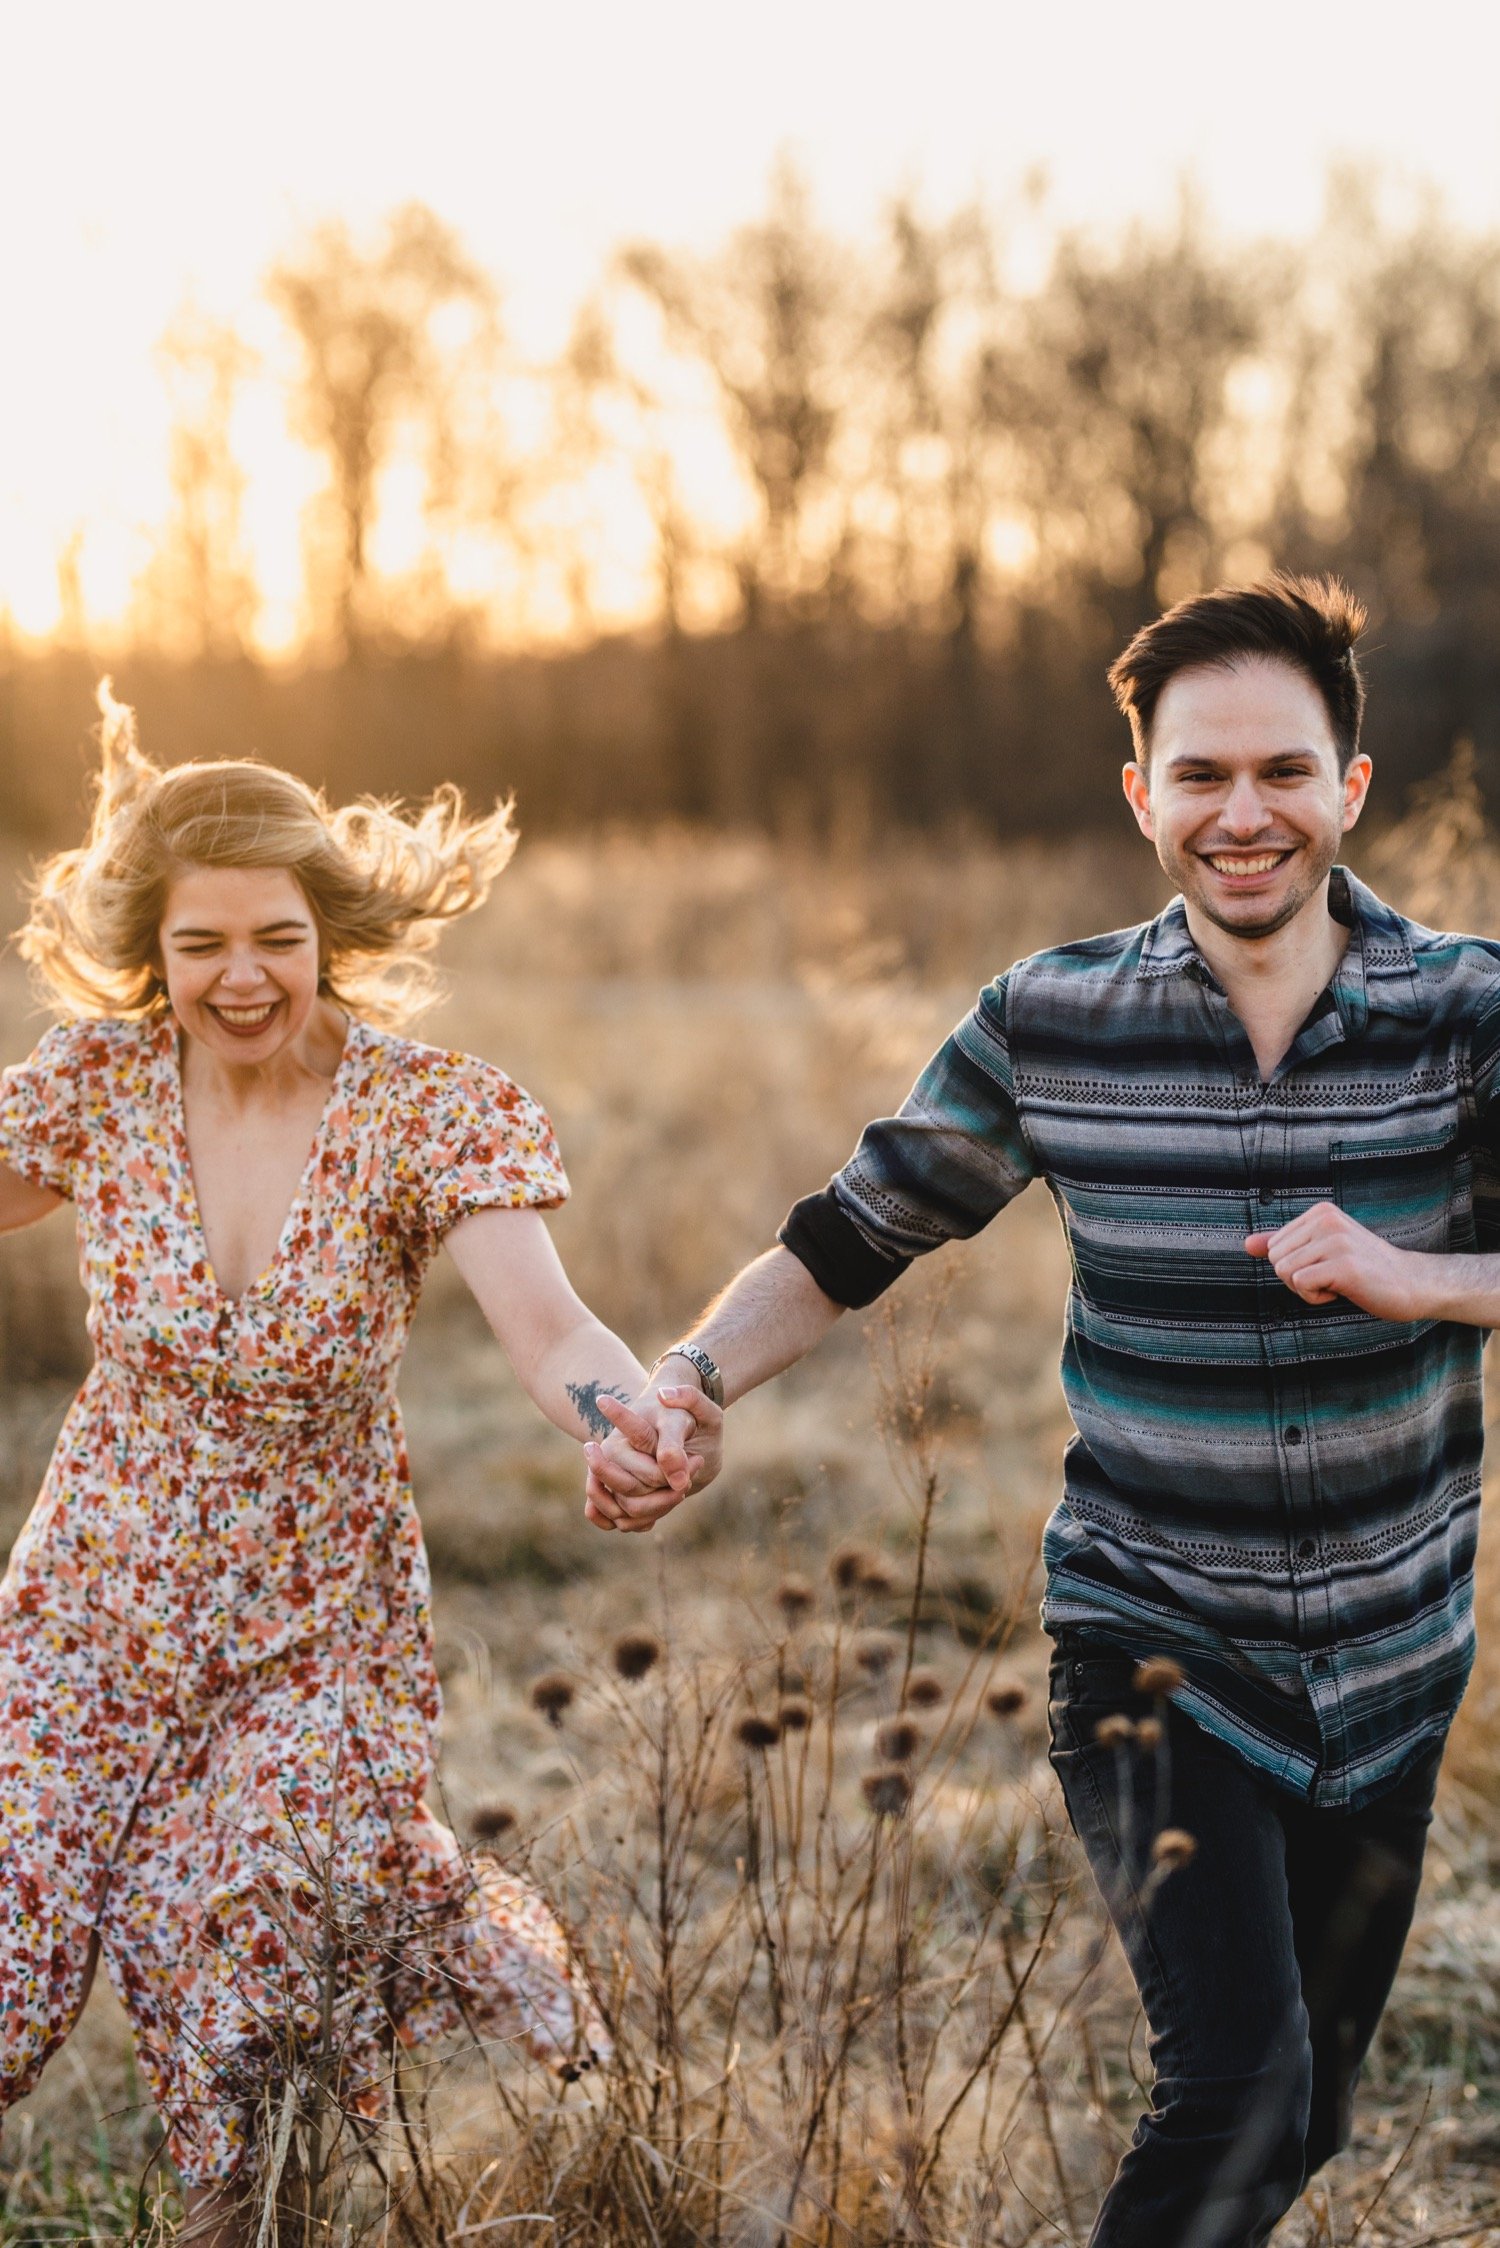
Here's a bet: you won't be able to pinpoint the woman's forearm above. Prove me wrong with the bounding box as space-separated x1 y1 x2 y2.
444 1206 649 1439
527 1316 651 1443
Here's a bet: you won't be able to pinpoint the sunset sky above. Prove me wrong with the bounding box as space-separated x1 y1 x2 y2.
6 0 1500 649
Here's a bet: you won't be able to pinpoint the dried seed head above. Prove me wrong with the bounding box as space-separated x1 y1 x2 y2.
875 1716 924 1764
904 1668 945 1709
830 1543 880 1592
861 1764 914 1816
735 1711 782 1751
1134 1715 1164 1750
611 1630 662 1682
471 1801 518 1842
774 1574 815 1621
1093 1713 1135 1749
1152 1827 1198 1870
857 1551 897 1594
985 1680 1028 1719
1133 1657 1185 1698
530 1672 576 1726
853 1630 900 1678
777 1696 813 1732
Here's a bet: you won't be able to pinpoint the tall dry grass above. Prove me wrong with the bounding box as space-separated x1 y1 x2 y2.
0 810 1498 2243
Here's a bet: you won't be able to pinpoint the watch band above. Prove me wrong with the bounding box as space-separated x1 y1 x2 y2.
649 1341 725 1409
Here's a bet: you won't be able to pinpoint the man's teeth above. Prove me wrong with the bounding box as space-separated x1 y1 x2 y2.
214 1003 276 1026
1207 853 1287 876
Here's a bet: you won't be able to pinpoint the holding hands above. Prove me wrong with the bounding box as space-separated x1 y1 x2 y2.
583 1370 725 1533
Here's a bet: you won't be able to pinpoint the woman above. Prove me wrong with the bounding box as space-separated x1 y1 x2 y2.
0 687 716 2241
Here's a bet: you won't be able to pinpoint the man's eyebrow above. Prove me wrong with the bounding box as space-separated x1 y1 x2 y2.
1161 747 1319 771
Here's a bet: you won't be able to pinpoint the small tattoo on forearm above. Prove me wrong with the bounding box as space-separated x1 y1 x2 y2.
568 1380 632 1440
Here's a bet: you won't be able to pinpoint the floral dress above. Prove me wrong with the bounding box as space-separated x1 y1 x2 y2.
0 1013 605 2183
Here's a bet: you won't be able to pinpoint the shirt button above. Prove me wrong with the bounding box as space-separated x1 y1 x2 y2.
1284 1425 1303 1446
1309 1653 1330 1675
1258 1185 1275 1204
1296 1538 1316 1561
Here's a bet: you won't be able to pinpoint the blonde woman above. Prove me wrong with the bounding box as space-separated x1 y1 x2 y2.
0 688 718 2242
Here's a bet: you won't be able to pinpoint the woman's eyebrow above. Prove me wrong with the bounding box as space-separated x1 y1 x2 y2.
167 918 312 938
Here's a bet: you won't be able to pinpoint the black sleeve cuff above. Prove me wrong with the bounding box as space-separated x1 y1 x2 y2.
777 1187 913 1309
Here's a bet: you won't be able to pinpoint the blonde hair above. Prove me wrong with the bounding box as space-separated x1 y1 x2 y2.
17 682 518 1027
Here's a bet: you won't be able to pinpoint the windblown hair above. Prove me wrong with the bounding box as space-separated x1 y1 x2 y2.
18 682 518 1027
1108 573 1370 769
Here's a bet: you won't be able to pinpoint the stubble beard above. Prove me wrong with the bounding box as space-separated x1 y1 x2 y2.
1166 833 1341 945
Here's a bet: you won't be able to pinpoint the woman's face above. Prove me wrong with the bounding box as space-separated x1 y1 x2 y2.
158 865 322 1065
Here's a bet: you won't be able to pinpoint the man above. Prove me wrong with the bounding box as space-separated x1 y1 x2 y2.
584 577 1499 2248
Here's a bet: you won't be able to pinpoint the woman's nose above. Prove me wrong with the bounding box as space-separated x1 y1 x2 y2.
218 953 267 990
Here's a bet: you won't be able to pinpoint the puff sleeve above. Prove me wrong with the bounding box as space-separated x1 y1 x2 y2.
0 1020 92 1201
397 1051 569 1258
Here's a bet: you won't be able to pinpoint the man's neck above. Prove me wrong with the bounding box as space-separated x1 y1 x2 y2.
1183 878 1352 1081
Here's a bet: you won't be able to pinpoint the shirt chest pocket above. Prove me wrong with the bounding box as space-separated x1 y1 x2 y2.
1331 1129 1465 1251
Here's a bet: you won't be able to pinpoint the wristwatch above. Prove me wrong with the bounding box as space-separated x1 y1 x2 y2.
648 1341 725 1409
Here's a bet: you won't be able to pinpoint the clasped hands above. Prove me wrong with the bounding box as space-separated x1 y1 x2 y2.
582 1377 724 1533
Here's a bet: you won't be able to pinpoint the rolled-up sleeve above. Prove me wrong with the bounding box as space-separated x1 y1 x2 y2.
778 974 1037 1306
1470 980 1500 1250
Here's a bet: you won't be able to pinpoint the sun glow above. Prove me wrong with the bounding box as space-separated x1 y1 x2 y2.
5 0 1500 652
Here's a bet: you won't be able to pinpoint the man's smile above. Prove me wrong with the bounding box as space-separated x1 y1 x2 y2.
1200 848 1296 879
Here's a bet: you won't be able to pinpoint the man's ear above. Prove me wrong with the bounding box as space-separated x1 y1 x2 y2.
1122 761 1155 840
1341 753 1374 833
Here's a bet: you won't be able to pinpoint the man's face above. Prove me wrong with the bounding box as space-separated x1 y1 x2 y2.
1121 657 1373 942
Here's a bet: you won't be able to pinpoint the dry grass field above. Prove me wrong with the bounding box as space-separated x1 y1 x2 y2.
0 802 1497 2244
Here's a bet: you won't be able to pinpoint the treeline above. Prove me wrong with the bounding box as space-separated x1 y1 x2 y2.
7 168 1500 840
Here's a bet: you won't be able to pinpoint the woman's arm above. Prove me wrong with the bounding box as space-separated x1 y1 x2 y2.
443 1208 720 1499
0 1160 62 1235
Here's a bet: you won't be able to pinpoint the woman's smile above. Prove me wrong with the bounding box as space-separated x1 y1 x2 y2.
205 996 285 1037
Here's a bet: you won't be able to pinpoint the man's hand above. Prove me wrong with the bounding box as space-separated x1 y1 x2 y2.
582 1382 724 1533
1246 1203 1435 1319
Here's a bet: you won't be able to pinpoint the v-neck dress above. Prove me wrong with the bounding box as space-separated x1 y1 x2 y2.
0 1013 605 2183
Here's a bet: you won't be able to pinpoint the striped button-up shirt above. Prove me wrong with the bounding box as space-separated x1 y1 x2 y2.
780 870 1500 1809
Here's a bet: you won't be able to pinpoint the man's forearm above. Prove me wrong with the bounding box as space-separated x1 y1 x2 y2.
1409 1250 1500 1326
669 1246 845 1404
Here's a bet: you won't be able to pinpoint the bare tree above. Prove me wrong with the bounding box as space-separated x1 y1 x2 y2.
267 203 496 654
133 306 259 658
620 159 849 623
1012 198 1268 641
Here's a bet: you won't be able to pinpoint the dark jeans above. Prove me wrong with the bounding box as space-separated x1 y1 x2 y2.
1047 1636 1440 2248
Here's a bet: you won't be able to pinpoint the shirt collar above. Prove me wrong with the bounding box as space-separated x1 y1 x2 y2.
1134 867 1425 1026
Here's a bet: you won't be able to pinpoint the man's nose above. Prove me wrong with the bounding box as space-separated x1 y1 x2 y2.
1219 776 1271 836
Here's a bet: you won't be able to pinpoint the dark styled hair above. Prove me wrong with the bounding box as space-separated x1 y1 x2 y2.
1108 574 1369 769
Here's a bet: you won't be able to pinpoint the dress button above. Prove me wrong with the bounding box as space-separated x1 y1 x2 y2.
1284 1425 1303 1446
1296 1538 1316 1561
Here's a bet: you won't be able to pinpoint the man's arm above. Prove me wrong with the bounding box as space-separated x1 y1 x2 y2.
586 972 1038 1530
1248 1204 1500 1323
672 1244 848 1405
584 1247 844 1528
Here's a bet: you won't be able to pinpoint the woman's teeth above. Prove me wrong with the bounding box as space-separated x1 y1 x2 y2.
1207 853 1287 876
213 1002 277 1028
